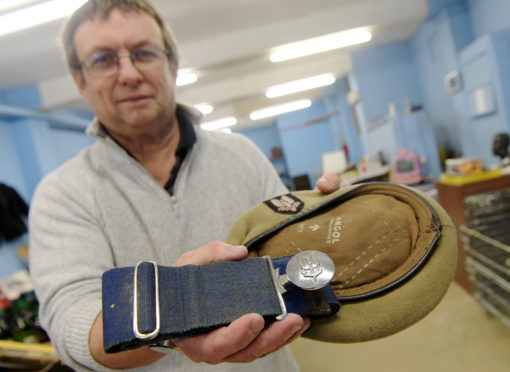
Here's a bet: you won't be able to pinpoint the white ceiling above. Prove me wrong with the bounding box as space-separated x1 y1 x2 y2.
0 0 429 129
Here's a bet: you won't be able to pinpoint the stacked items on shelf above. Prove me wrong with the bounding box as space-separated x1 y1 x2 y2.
461 187 510 327
0 270 59 370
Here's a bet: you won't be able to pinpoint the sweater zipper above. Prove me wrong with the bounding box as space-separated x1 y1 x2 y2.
170 194 181 218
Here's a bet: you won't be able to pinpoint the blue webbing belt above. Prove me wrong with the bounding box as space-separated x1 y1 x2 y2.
102 255 340 353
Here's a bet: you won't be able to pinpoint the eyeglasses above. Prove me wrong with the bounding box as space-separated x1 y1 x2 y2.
79 45 170 77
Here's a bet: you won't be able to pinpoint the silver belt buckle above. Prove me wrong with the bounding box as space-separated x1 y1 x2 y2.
133 261 160 340
265 250 335 320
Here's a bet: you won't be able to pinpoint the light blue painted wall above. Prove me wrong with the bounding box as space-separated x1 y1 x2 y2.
426 0 467 18
394 111 442 178
0 85 94 279
4 0 510 279
447 2 475 52
411 8 467 155
276 100 336 186
0 86 43 279
468 0 510 38
235 122 292 188
356 110 442 179
322 78 363 166
238 86 362 189
458 33 510 167
49 126 93 164
351 41 425 165
415 0 510 167
0 85 41 110
11 119 58 198
351 41 424 126
0 122 30 279
365 118 398 164
235 122 280 158
0 123 29 201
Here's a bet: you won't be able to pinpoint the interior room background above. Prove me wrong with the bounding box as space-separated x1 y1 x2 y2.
2 0 510 278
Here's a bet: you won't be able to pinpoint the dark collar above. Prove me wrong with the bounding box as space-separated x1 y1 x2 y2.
175 105 197 155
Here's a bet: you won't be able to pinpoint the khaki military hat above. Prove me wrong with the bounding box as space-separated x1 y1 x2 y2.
227 182 457 343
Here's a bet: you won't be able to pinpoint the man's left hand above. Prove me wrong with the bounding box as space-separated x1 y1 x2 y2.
315 172 340 193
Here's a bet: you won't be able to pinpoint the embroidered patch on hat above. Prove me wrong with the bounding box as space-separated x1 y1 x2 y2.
264 194 304 214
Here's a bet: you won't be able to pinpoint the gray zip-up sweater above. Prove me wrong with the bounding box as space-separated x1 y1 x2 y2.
29 106 297 371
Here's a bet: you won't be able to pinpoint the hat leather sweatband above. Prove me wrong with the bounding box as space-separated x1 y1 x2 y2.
101 182 457 352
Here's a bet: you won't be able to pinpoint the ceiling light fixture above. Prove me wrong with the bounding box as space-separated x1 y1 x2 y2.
250 99 312 121
176 71 198 87
194 103 214 115
266 73 336 98
269 28 372 63
0 0 86 37
200 117 237 131
0 0 40 13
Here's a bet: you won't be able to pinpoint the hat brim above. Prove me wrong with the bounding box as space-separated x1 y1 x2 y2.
227 183 457 342
304 187 457 342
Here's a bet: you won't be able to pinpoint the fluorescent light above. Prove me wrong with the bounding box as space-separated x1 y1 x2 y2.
200 117 237 131
176 71 198 86
194 103 214 115
269 28 372 63
250 99 312 120
0 0 87 37
0 0 40 13
266 73 336 98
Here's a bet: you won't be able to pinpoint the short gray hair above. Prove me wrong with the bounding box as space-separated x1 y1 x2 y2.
61 0 179 72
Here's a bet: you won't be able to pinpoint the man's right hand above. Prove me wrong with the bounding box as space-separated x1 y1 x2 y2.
171 241 310 364
90 241 309 369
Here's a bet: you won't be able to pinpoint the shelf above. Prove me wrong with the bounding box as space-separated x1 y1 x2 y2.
0 340 59 369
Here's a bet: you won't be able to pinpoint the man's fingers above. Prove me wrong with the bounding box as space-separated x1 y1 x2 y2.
172 313 265 364
223 314 308 364
172 314 308 365
174 240 248 266
315 172 340 193
281 316 311 347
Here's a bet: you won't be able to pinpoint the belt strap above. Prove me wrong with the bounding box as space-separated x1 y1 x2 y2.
102 254 340 353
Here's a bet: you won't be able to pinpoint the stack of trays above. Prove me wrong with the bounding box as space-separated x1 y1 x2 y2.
461 187 510 327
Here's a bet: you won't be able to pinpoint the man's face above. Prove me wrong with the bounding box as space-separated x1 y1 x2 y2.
72 9 178 135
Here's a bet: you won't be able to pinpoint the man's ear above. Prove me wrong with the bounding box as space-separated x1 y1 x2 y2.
72 70 88 98
170 60 178 82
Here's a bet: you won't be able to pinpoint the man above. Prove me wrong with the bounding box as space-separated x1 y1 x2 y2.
28 0 339 371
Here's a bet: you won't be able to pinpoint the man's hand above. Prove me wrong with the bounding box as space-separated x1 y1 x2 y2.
173 240 248 266
315 172 341 193
171 241 310 364
90 241 309 368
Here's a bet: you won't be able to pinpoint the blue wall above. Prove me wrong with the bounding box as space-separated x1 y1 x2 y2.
457 32 510 166
323 79 363 166
0 124 29 201
275 99 337 186
0 85 92 279
236 122 291 187
0 85 43 279
236 122 280 158
346 0 510 171
237 0 510 179
351 42 424 125
411 5 468 155
468 0 510 38
236 79 362 189
349 40 446 172
4 0 510 277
